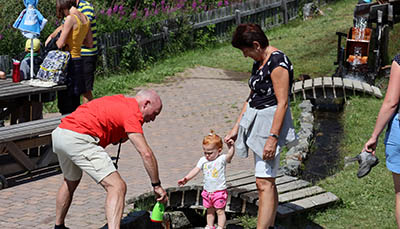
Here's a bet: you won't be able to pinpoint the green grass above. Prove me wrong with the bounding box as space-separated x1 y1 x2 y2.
89 0 354 98
308 95 395 229
89 0 376 99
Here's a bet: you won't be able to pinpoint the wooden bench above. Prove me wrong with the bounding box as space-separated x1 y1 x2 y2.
0 115 65 189
129 170 339 218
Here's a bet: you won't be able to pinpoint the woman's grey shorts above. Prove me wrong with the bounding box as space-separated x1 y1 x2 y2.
236 104 296 178
253 145 281 178
52 127 116 183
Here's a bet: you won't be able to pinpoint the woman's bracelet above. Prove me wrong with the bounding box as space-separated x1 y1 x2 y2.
269 133 279 139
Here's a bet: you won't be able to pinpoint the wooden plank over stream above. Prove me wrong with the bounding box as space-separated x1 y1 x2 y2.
129 170 339 218
292 77 383 100
277 192 339 217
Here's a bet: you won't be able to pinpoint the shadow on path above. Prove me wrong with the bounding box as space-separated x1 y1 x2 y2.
4 164 62 188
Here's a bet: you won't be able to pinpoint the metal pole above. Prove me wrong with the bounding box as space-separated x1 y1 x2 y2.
30 38 34 81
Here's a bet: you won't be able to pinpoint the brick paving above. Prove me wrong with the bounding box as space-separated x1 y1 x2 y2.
0 66 256 228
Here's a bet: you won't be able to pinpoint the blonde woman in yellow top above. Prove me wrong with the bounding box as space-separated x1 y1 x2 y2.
46 0 93 115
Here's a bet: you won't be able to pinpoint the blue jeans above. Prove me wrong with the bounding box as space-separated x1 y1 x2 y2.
385 113 400 174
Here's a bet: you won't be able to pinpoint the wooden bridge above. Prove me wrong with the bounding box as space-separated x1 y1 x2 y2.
291 77 382 101
128 170 339 218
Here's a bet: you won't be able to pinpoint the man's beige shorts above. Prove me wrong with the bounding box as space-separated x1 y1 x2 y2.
52 127 116 183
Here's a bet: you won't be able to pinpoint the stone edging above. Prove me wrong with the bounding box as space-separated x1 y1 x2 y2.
281 100 314 176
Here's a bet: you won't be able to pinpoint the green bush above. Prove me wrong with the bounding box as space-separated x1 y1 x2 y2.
0 0 244 58
120 40 145 72
0 0 58 58
194 24 218 49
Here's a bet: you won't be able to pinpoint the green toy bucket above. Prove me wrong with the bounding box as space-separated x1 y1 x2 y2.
150 202 165 223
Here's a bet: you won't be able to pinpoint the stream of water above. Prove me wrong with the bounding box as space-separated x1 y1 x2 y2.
301 100 344 183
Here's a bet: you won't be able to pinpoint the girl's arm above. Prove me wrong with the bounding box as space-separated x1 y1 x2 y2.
363 60 400 154
178 167 201 186
56 15 74 49
225 139 235 163
263 66 289 160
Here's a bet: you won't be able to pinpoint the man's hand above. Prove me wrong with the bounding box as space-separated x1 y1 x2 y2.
154 186 168 204
177 177 188 186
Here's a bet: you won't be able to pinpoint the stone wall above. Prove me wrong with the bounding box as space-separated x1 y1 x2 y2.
281 100 314 176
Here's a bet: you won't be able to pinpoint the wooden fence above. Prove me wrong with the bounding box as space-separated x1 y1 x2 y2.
0 0 300 74
0 55 12 76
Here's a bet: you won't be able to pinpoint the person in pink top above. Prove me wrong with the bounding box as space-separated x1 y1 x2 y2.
51 89 168 229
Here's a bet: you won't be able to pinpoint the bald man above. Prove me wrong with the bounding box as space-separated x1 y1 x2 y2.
51 89 167 229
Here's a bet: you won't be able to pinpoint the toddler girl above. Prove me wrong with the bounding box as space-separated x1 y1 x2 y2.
178 130 235 229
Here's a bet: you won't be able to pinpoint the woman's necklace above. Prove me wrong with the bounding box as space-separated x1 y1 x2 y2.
258 46 270 71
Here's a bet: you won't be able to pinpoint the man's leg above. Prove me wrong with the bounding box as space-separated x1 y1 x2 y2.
55 178 81 226
100 171 127 229
256 177 278 228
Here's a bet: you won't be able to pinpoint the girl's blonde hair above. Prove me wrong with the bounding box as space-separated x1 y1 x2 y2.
202 130 223 149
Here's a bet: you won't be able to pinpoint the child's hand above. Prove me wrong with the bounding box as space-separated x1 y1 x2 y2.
178 177 188 186
225 139 235 148
225 139 235 163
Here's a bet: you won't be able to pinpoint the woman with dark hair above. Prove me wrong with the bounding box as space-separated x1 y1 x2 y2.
225 23 297 228
46 0 93 115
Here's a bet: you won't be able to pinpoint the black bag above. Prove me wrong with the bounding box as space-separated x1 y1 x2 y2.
44 31 61 56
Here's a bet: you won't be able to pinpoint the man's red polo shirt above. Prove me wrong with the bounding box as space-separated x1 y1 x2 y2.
59 94 144 148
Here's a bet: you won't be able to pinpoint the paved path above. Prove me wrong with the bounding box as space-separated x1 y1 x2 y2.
0 66 257 228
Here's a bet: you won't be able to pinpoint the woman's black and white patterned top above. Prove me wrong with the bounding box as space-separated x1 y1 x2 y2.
248 50 294 109
394 54 400 65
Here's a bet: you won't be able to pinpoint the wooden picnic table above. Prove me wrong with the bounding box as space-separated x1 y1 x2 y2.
0 79 67 188
0 78 67 122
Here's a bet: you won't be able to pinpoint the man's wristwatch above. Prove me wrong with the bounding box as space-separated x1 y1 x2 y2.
269 133 279 139
151 181 161 187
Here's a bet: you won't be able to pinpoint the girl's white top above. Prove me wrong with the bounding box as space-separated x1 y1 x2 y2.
196 154 227 192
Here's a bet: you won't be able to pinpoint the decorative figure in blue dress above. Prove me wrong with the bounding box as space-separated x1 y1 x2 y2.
13 0 47 39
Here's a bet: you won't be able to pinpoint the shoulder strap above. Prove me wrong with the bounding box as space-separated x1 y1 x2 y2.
72 14 81 27
114 141 122 169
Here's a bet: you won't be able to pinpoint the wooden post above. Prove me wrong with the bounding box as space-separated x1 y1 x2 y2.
162 26 169 41
281 0 288 24
101 44 108 73
235 9 241 25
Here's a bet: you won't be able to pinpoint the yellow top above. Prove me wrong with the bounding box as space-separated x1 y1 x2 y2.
65 14 90 58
